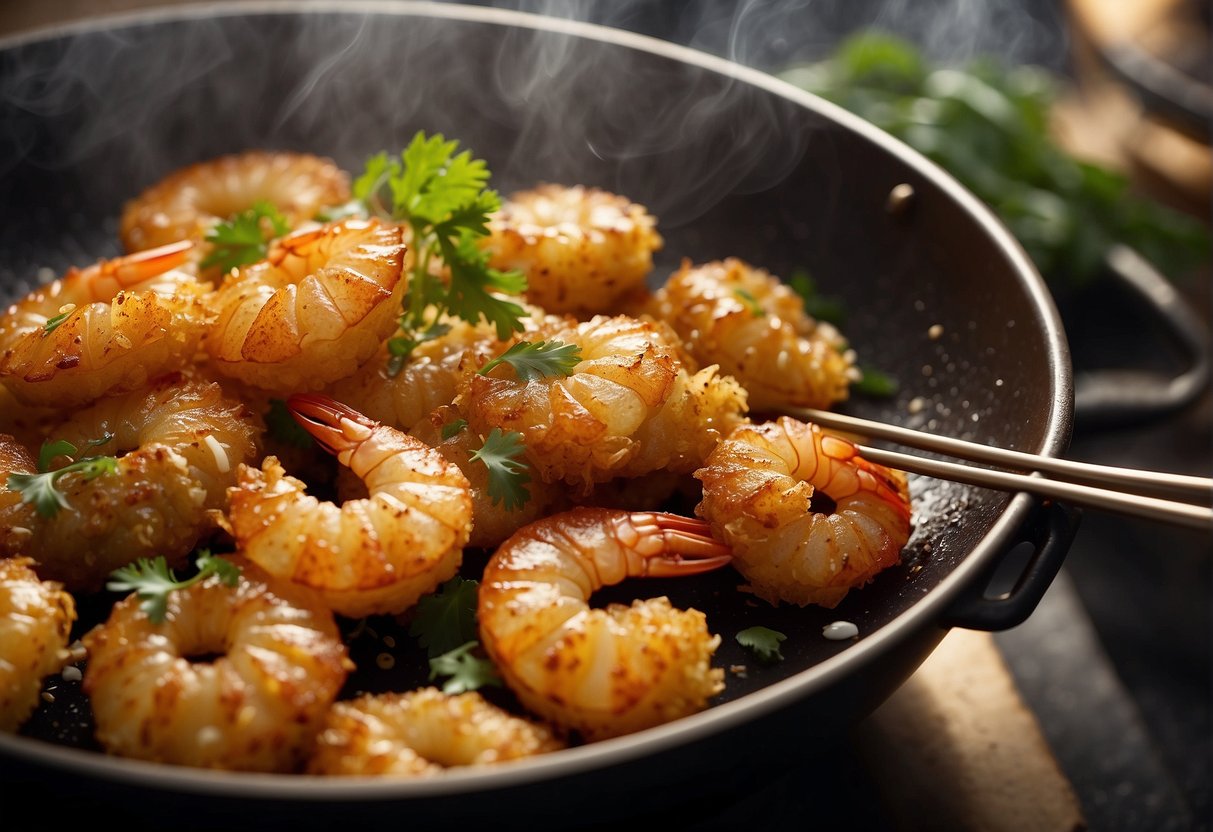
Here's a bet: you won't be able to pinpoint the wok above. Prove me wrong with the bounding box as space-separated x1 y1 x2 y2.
0 3 1078 827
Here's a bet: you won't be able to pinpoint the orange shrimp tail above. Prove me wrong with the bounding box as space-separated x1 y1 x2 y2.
631 512 733 577
286 393 377 455
106 239 194 287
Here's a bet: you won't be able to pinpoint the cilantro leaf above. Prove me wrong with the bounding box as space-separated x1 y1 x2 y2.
43 306 76 334
106 551 240 624
201 200 290 272
8 440 118 518
733 288 766 318
428 641 502 694
787 269 846 326
408 576 481 658
854 366 899 397
469 428 531 511
441 419 468 441
736 626 787 663
264 398 315 449
477 340 583 382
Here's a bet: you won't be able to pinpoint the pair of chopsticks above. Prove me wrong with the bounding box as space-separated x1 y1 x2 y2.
790 407 1213 531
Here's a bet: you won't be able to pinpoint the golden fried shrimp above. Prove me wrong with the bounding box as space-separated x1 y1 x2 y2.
119 150 351 257
483 184 663 317
326 315 499 434
0 556 76 733
478 507 731 742
645 258 858 413
228 394 472 619
411 405 566 550
463 314 745 492
0 241 209 408
695 417 912 609
204 218 408 393
307 687 564 776
82 556 351 772
0 376 261 593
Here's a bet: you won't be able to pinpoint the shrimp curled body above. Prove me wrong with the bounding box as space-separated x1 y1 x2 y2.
307 687 564 776
484 184 663 317
0 241 208 408
0 557 76 733
0 376 261 593
82 556 351 772
228 395 473 619
477 507 732 742
205 218 408 394
695 417 912 608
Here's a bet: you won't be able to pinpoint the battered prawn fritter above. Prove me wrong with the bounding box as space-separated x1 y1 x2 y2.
204 217 409 394
119 150 351 261
307 687 565 776
0 556 76 733
82 555 352 772
0 376 261 593
484 184 663 317
0 241 209 409
462 314 748 493
645 258 858 413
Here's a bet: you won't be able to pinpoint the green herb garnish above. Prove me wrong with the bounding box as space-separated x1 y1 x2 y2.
736 626 787 663
8 435 118 518
352 133 528 372
428 641 503 694
477 340 582 381
42 307 75 334
106 551 241 623
441 419 468 441
854 366 899 397
408 576 481 658
469 428 531 511
733 288 766 318
264 398 315 449
201 200 290 272
787 269 846 326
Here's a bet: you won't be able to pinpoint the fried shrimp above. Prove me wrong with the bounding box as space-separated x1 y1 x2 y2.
0 241 209 408
307 687 564 776
119 150 351 256
205 217 408 393
463 314 746 492
0 557 76 733
326 314 499 434
695 417 912 609
645 258 858 413
483 184 663 316
228 394 473 619
0 376 261 593
82 555 352 772
478 507 731 742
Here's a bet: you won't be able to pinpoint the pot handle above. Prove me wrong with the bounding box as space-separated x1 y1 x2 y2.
1073 245 1210 429
941 501 1082 631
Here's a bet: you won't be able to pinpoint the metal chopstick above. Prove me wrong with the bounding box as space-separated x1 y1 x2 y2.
789 407 1213 531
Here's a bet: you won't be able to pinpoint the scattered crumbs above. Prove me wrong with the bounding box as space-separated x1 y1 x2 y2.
913 299 925 312
61 665 82 683
909 564 924 575
729 665 749 678
921 364 933 377
41 691 55 704
376 652 395 670
994 378 1004 387
907 397 926 414
382 635 396 649
822 621 859 640
927 324 943 340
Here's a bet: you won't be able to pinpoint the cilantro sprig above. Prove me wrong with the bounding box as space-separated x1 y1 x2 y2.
352 133 528 374
43 306 76 334
107 551 241 623
477 340 582 381
408 576 481 659
428 641 503 694
7 434 117 518
736 626 787 663
201 200 290 272
469 428 531 511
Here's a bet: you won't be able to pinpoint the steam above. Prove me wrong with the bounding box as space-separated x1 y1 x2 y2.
0 0 1065 281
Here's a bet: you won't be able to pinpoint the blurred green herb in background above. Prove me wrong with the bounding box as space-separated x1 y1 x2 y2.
780 33 1210 288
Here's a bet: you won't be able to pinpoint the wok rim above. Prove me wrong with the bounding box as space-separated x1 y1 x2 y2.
0 0 1074 801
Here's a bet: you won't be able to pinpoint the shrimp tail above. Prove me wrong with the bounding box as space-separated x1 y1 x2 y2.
625 512 733 577
287 393 378 457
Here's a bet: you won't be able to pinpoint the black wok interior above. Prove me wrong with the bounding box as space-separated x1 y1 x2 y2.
0 4 1070 813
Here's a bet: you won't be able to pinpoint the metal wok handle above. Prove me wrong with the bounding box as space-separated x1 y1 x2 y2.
942 501 1082 631
1073 244 1211 429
